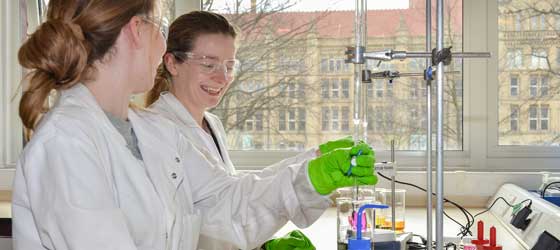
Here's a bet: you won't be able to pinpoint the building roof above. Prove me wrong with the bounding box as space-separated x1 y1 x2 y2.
229 0 462 39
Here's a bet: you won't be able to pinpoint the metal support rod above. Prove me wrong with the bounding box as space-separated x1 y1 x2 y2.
435 0 445 248
406 51 491 58
425 0 433 249
391 140 396 232
363 51 490 61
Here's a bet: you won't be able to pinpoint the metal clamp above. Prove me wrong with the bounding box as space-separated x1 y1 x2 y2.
432 47 453 66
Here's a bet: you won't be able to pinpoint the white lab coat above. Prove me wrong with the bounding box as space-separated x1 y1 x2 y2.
12 84 330 250
150 92 320 250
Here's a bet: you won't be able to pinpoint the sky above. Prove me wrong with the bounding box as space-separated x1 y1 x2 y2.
208 0 410 12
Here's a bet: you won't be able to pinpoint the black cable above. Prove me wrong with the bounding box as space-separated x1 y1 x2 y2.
407 234 458 249
377 172 535 239
377 172 475 237
461 197 532 237
378 172 474 237
541 181 560 198
473 197 531 219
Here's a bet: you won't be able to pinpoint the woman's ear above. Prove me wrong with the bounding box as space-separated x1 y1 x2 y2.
123 16 144 49
164 53 179 76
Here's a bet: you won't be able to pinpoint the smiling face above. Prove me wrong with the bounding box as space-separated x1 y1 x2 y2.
169 33 236 115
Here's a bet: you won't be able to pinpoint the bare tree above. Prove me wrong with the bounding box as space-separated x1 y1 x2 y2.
203 0 330 148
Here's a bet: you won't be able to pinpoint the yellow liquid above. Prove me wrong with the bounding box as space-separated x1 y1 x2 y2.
376 217 405 232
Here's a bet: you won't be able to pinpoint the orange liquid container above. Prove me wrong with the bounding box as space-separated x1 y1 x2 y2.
376 188 406 232
380 219 405 232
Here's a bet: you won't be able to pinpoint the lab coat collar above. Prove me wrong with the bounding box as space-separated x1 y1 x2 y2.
159 92 218 132
156 92 234 172
160 92 200 128
59 83 128 147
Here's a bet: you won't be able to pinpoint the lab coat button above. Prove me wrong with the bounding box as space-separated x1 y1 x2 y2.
175 157 180 163
171 172 177 179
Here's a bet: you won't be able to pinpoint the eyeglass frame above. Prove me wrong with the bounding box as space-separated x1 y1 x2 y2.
171 51 240 79
139 15 169 40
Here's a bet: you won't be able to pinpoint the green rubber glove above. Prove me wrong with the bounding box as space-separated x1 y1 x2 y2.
308 143 377 195
263 230 316 250
318 136 355 155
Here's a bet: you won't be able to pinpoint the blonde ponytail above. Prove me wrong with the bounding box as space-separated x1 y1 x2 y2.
145 63 171 107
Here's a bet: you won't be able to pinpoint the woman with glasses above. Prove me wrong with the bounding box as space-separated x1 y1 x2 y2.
146 11 375 250
13 1 376 249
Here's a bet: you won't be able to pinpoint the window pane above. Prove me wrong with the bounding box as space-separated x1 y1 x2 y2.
541 76 548 96
331 79 339 98
279 110 286 131
255 112 263 131
320 58 328 72
530 76 538 97
206 0 462 150
510 76 518 96
341 107 349 131
498 0 559 146
541 105 549 131
331 107 339 131
288 109 296 131
321 79 329 99
529 105 538 131
342 79 350 98
298 108 306 131
322 107 329 131
510 105 519 132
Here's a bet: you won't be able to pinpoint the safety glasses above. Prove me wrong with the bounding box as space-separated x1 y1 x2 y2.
175 51 240 79
140 15 169 40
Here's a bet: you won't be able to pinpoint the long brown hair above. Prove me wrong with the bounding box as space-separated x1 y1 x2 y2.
145 11 237 107
18 0 157 132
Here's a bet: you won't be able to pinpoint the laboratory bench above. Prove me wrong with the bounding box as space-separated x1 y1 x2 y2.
0 199 534 250
276 207 527 250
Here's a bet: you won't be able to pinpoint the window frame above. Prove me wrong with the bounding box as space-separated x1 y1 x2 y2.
0 0 25 169
224 0 560 171
16 0 550 173
488 0 560 168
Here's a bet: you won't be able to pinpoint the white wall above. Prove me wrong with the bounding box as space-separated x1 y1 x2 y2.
0 0 24 170
175 0 200 16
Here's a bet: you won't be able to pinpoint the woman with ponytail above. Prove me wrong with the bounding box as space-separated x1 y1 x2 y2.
12 0 195 249
13 2 376 249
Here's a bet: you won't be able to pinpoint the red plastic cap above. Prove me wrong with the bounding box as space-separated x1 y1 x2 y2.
471 221 489 245
483 226 502 250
